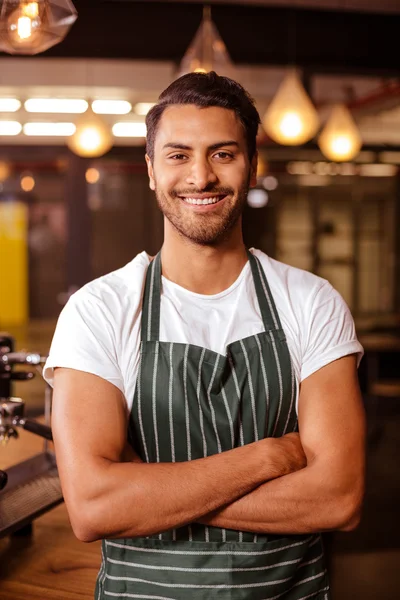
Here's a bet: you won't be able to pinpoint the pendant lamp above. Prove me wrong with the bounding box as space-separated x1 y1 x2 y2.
67 109 113 158
178 5 235 77
263 70 320 146
318 104 362 162
0 0 77 55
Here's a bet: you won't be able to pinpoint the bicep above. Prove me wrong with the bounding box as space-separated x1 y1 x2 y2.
298 355 366 487
52 368 129 508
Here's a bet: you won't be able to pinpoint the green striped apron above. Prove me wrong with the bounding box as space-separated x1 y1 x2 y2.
96 251 330 600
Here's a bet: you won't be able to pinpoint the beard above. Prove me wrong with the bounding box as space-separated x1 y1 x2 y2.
154 176 250 246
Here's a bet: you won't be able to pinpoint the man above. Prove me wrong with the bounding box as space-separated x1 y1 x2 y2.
45 72 365 600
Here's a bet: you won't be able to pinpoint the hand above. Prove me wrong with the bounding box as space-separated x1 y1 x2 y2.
267 433 307 478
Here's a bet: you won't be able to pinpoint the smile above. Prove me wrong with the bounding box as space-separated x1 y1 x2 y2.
180 196 225 206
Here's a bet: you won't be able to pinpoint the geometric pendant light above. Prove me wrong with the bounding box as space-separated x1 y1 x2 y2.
0 0 77 55
262 69 320 146
67 109 113 158
178 5 235 78
318 104 362 162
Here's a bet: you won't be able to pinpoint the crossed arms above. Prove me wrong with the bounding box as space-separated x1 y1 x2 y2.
52 354 365 543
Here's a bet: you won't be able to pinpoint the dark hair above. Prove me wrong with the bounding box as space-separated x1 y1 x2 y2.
145 71 261 162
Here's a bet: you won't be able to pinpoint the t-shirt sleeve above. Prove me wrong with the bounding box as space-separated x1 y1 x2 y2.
300 281 364 382
43 288 124 394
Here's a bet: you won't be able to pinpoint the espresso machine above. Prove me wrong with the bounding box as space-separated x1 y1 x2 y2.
0 333 63 538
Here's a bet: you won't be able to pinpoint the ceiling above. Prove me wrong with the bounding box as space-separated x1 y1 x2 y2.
1 1 398 75
151 0 400 13
0 1 400 149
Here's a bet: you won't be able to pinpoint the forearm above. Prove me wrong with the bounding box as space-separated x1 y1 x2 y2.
66 439 287 542
199 460 364 534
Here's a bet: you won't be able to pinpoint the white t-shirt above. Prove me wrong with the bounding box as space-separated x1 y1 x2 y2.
43 248 363 412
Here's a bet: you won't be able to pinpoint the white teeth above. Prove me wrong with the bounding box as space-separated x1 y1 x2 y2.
182 196 222 205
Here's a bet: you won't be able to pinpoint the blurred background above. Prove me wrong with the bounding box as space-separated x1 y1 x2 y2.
0 1 400 599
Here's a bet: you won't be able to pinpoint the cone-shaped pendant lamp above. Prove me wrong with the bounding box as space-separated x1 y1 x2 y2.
318 104 362 162
178 5 235 77
263 70 320 145
0 0 77 55
67 109 113 158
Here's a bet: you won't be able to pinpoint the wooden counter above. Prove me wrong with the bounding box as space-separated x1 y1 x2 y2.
0 423 100 600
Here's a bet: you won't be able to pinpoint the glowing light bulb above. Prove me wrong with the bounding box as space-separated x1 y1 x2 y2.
17 15 32 39
21 175 35 192
67 111 113 158
331 136 352 158
79 128 103 153
86 168 100 184
7 3 41 44
263 70 320 146
0 1 77 56
318 104 362 162
279 113 303 140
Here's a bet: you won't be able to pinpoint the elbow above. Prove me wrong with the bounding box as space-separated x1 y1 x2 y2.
337 482 365 532
68 502 103 543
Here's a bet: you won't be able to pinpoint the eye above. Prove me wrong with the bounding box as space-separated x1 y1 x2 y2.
214 152 234 160
168 154 187 161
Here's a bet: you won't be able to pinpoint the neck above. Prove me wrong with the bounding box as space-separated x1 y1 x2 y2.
159 221 248 295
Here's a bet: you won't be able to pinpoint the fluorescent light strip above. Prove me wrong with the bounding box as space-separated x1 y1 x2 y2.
0 99 21 112
359 163 397 177
25 98 88 114
112 122 147 137
23 122 76 136
92 100 132 115
0 121 22 135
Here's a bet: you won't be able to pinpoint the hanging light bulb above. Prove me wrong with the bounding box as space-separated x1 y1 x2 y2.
67 110 113 158
263 70 320 146
0 1 77 55
178 5 235 78
318 104 362 162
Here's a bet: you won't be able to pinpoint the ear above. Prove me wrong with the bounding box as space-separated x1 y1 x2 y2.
249 151 258 188
145 154 156 191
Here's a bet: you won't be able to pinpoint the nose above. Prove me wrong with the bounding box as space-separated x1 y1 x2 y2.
185 158 218 190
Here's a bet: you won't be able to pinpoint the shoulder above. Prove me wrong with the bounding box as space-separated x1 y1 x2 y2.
250 248 329 310
69 251 150 317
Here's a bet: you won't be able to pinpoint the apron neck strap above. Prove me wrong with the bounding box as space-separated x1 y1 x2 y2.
141 252 162 342
141 250 282 342
247 250 282 332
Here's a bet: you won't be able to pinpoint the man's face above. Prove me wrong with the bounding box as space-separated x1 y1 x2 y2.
146 105 257 246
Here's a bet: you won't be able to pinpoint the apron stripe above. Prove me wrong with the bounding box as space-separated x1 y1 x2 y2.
220 386 234 449
196 347 207 458
106 537 313 556
269 331 284 437
137 350 149 463
283 361 296 436
152 342 160 463
107 556 304 572
228 353 245 446
239 339 259 442
106 574 293 588
207 354 222 454
183 344 191 461
168 343 175 463
255 334 270 433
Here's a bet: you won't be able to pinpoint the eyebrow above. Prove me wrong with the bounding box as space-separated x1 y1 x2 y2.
162 141 239 152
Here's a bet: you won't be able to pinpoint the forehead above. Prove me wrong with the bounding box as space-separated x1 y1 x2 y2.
154 105 246 151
